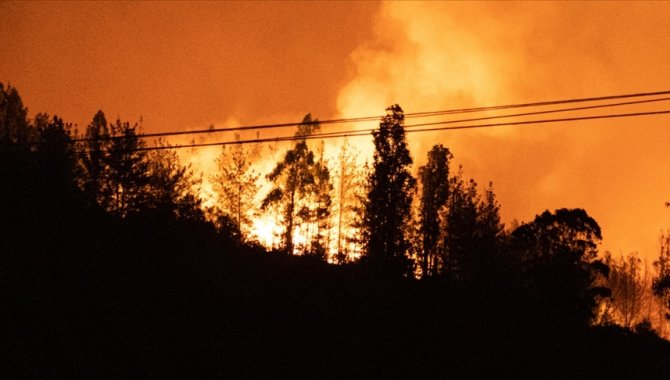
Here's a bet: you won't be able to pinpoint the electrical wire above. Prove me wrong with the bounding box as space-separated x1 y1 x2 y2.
127 108 670 152
70 89 670 143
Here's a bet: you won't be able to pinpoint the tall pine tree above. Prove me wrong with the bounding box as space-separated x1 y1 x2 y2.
307 142 332 259
103 119 150 217
79 110 111 207
418 144 451 277
443 167 480 280
362 104 416 276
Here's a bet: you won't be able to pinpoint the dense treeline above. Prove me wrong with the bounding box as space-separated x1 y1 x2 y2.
3 83 670 377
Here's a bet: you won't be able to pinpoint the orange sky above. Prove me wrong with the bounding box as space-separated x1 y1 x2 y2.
2 1 670 262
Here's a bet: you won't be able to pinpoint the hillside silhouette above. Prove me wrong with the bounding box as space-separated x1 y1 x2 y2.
2 83 670 378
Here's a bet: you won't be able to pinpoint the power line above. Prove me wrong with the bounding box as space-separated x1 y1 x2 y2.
406 109 670 133
399 90 670 117
70 89 670 143
128 108 670 152
401 96 670 129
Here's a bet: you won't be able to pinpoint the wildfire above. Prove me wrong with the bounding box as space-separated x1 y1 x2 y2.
250 214 277 248
155 1 670 266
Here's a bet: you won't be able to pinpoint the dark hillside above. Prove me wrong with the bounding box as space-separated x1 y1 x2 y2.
3 211 670 378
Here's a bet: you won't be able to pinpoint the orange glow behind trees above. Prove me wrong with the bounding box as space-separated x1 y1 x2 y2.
2 2 670 262
6 3 670 372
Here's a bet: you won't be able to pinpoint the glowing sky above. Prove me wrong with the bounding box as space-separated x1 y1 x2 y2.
2 1 670 261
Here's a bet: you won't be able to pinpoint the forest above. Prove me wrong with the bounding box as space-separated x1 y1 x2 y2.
3 82 670 377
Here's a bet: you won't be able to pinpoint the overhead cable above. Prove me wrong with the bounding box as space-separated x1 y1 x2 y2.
125 108 670 152
70 89 670 143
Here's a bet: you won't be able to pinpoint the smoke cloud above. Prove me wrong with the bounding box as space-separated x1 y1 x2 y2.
335 2 670 260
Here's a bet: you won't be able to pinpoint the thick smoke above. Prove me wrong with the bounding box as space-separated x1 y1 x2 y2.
335 2 670 260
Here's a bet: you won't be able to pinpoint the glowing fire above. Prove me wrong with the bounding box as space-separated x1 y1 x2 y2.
165 1 670 269
251 214 277 248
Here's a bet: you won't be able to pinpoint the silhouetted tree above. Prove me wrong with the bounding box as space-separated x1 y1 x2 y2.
146 140 204 221
0 84 35 233
511 208 610 326
473 181 505 279
212 134 260 236
79 110 112 207
103 119 150 216
443 167 480 280
33 114 82 207
0 91 84 227
79 112 202 221
362 104 416 276
418 144 451 277
0 83 31 146
306 142 332 259
262 114 319 255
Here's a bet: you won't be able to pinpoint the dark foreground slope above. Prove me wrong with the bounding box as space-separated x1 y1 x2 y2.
3 210 670 379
